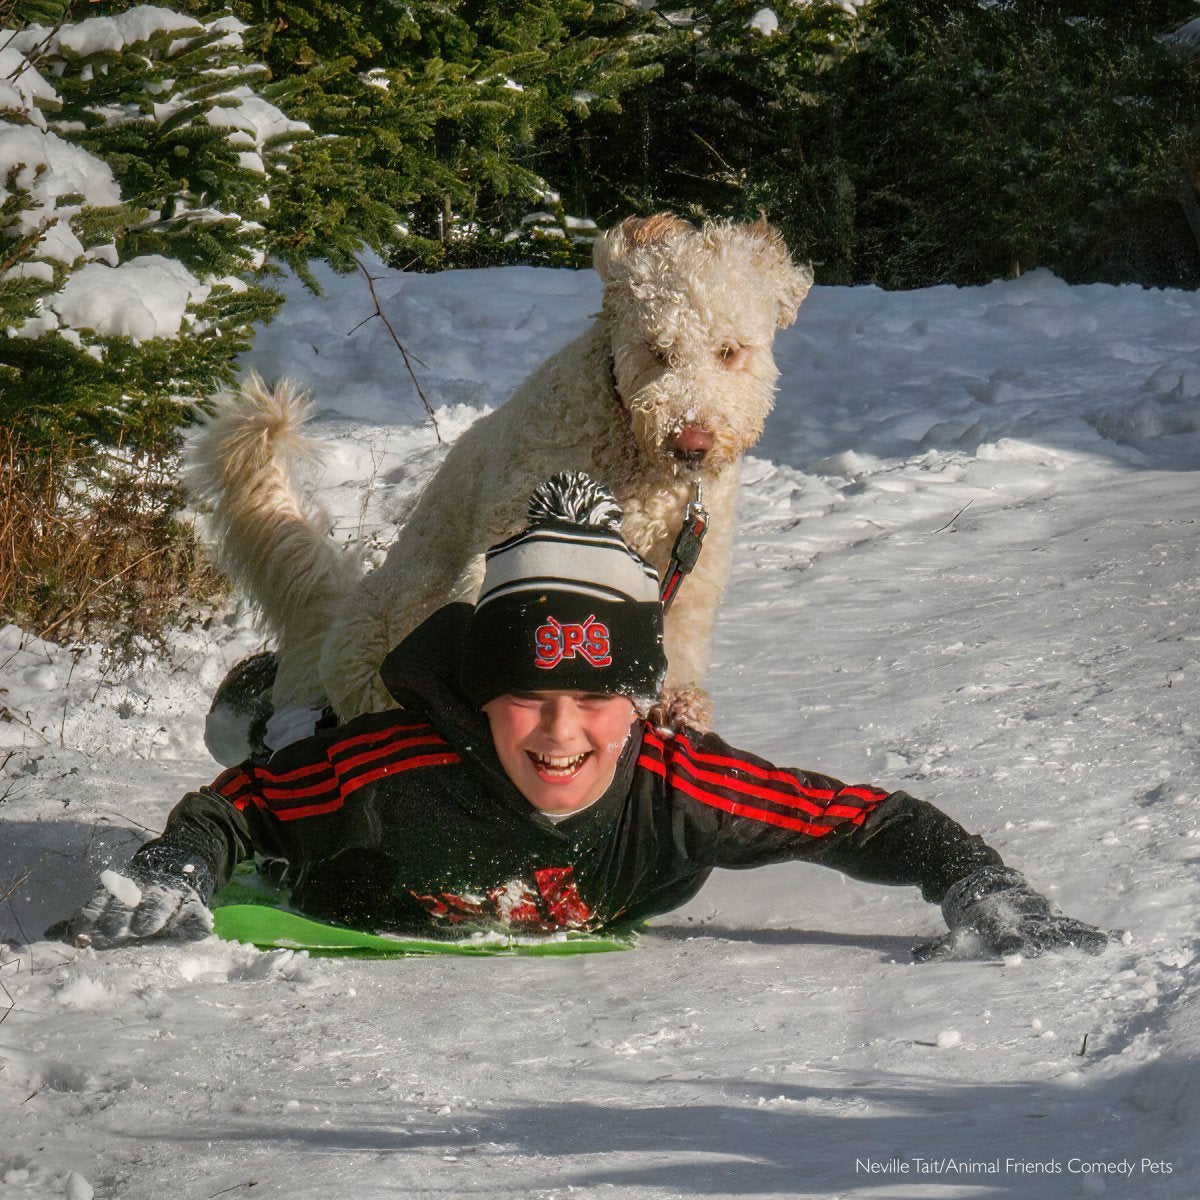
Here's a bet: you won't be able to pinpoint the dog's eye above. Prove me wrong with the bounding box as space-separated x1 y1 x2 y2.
647 341 670 363
717 343 747 369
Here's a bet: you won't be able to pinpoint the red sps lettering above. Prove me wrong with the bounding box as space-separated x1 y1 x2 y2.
534 614 612 670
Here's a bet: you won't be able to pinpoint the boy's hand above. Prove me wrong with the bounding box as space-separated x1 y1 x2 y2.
914 866 1112 961
48 849 215 949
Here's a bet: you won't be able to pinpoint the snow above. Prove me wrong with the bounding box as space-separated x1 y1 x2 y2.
202 86 310 149
50 255 207 340
3 259 1200 1197
0 125 122 221
98 871 142 908
748 9 779 36
53 7 201 58
0 42 58 124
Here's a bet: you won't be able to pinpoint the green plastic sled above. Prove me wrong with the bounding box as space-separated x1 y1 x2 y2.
210 866 636 958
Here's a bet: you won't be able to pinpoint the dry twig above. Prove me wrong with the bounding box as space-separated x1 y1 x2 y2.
352 255 441 442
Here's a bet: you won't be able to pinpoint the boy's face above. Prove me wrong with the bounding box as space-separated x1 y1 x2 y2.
483 690 639 816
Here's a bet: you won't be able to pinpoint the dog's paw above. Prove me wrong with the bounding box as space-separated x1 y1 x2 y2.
648 686 713 735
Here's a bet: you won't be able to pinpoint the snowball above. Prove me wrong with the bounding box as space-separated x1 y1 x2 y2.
935 1029 962 1049
100 869 142 907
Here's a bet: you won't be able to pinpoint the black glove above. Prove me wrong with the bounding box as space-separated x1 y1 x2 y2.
48 845 215 949
914 866 1112 961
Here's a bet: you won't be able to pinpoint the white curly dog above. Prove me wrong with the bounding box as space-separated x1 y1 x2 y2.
188 213 812 738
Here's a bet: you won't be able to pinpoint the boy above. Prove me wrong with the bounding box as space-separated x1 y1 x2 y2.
55 474 1108 959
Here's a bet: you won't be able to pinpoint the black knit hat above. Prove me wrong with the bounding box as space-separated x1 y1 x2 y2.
458 473 667 708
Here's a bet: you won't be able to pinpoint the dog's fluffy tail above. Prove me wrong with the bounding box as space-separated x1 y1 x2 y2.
186 372 359 708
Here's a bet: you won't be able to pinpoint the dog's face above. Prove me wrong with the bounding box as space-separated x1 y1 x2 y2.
594 214 813 475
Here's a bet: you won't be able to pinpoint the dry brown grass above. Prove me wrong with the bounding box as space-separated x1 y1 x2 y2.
0 427 228 661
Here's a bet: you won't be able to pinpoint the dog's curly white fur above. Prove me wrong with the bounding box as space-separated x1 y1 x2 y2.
190 214 812 730
184 373 360 712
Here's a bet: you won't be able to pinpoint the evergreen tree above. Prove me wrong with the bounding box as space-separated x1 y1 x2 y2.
538 0 1200 288
0 3 307 645
827 0 1200 286
1 3 295 446
154 1 665 274
535 0 865 274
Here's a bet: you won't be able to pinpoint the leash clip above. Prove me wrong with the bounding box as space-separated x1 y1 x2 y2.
660 481 709 612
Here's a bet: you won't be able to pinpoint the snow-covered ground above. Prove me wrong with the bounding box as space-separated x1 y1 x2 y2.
2 259 1199 1200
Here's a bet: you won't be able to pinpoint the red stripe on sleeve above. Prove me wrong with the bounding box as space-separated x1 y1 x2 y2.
639 730 887 831
259 737 453 801
259 725 443 784
207 722 460 818
638 752 834 837
270 753 460 820
212 766 257 810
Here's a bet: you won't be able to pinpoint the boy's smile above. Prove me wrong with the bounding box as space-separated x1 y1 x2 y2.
529 750 589 779
483 690 639 816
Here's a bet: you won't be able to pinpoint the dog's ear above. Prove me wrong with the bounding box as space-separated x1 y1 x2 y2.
773 259 814 329
740 218 814 329
593 213 692 281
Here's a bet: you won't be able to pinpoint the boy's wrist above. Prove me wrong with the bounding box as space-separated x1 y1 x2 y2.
129 843 216 904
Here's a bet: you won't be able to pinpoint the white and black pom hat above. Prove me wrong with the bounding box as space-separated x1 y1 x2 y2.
458 472 667 708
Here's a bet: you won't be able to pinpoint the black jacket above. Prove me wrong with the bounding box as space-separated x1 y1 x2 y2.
134 605 1003 935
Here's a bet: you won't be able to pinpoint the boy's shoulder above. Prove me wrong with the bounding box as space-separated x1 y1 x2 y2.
210 706 463 814
265 707 452 769
636 722 777 775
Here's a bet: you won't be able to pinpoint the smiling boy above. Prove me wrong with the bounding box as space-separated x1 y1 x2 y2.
485 690 641 818
56 474 1108 959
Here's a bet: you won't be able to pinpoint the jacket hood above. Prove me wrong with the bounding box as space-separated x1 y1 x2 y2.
379 603 643 832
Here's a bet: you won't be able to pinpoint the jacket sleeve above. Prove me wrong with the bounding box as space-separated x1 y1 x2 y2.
128 770 285 894
647 725 1003 904
125 707 448 894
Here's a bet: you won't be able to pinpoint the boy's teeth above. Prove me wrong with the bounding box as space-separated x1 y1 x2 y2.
535 753 585 769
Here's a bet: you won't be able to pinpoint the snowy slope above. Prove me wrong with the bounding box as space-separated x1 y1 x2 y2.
2 260 1199 1200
